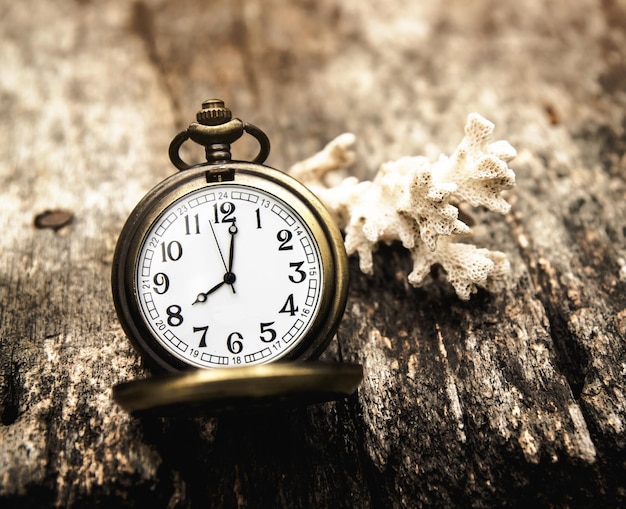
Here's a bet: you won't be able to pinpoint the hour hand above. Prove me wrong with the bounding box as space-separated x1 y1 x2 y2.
193 280 225 305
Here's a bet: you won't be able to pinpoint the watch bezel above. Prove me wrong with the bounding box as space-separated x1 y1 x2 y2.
111 162 349 373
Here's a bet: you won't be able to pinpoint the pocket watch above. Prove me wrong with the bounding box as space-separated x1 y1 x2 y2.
111 100 361 415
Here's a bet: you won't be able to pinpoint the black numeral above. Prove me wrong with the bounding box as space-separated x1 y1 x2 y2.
185 214 200 235
161 241 183 262
279 294 299 316
153 272 170 294
255 208 262 229
193 326 209 347
214 202 236 223
166 304 183 326
227 332 244 354
277 229 293 250
260 322 277 343
288 261 306 283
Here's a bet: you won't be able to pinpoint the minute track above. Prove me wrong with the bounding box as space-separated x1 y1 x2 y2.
135 184 325 368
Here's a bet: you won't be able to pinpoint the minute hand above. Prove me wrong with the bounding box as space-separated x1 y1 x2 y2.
227 223 238 273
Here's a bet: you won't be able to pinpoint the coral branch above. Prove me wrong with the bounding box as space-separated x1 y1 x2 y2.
288 133 357 185
288 113 516 300
408 239 511 300
442 114 516 214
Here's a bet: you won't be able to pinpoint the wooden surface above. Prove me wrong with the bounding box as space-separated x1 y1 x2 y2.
1 0 625 507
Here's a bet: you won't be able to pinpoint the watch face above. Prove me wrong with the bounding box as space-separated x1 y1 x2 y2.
132 180 325 368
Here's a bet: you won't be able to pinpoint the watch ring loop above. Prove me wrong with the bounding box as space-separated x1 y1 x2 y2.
168 131 192 171
168 123 271 171
243 122 270 165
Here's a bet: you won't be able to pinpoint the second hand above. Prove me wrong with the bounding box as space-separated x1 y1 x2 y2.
209 220 228 273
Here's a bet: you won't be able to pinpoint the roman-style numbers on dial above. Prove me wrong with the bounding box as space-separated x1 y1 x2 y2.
135 184 324 368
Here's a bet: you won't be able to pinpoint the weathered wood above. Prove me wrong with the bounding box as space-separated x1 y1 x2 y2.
1 0 625 507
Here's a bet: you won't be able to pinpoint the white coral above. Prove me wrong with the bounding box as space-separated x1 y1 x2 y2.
288 113 516 300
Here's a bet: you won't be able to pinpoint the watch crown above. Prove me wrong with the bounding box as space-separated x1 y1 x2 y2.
196 99 232 126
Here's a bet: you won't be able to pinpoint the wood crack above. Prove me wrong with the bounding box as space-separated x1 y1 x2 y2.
0 358 21 426
505 213 590 403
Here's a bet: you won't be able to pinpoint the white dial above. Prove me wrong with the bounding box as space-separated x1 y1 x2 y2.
134 183 324 368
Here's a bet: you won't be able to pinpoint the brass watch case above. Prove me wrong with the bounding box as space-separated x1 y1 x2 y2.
111 161 349 373
113 362 363 416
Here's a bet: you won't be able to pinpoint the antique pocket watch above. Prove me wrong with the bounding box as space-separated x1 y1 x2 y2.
111 100 361 415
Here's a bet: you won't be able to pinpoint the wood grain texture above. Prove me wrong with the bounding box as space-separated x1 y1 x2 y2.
1 0 625 507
